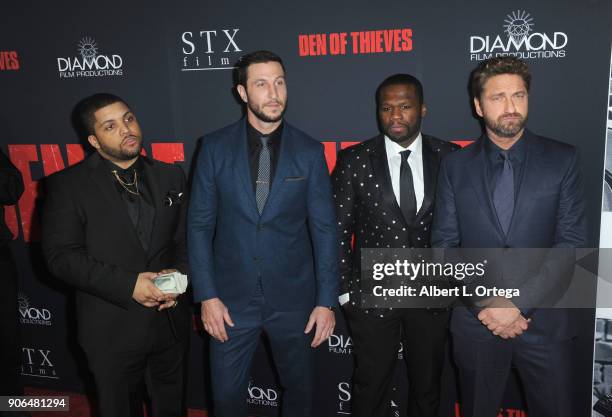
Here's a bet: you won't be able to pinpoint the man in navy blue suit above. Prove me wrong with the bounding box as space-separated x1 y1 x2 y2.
188 50 339 417
432 57 587 417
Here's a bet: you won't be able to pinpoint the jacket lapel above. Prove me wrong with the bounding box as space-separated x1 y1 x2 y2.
141 157 162 258
261 123 291 215
466 138 505 239
368 135 407 227
233 120 260 219
415 136 437 221
506 131 537 239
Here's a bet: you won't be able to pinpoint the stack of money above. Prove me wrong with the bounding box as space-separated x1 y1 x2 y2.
153 272 188 294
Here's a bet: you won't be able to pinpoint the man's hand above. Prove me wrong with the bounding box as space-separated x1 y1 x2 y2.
478 306 521 333
157 269 180 311
133 272 174 307
201 298 234 342
304 307 335 348
497 316 531 339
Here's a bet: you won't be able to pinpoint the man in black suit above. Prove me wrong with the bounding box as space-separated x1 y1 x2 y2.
432 57 587 417
332 74 458 417
0 149 24 417
42 93 190 417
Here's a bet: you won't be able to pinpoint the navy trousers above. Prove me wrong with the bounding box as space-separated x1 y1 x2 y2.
209 282 314 417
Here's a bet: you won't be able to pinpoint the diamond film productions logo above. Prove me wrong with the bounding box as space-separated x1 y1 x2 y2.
18 293 52 326
180 28 242 72
328 332 353 354
21 347 57 379
247 379 278 407
469 10 568 61
57 37 124 78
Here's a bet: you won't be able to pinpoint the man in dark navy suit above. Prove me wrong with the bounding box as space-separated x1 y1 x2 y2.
432 57 587 417
188 50 339 417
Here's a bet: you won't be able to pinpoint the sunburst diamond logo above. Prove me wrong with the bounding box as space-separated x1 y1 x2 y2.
503 10 535 42
77 37 99 64
17 292 29 313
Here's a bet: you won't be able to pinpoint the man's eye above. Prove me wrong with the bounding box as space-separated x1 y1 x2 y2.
105 124 114 130
401 105 411 110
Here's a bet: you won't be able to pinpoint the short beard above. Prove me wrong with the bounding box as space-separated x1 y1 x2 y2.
485 113 527 138
99 139 142 161
248 101 286 123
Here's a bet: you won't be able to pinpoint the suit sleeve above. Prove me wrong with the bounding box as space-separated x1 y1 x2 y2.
306 144 340 307
0 149 24 205
42 174 138 309
431 157 461 248
330 150 357 295
187 138 219 302
515 148 587 312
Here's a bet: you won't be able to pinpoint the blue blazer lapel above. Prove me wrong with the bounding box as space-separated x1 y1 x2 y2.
233 121 260 218
467 138 505 239
261 123 291 215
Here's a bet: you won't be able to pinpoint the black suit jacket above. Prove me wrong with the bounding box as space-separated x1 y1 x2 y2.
432 131 587 343
42 153 190 353
332 134 459 313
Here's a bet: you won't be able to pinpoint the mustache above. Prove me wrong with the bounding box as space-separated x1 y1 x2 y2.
500 112 523 118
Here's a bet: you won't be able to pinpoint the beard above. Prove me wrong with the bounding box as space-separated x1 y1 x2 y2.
382 118 422 145
248 100 286 123
99 136 142 161
484 112 527 138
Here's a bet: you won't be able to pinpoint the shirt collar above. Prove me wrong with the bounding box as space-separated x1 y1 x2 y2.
485 132 527 165
384 132 423 160
247 120 283 147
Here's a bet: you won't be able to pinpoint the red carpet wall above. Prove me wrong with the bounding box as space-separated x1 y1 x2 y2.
2 1 611 416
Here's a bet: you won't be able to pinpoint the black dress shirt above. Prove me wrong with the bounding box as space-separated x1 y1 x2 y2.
104 157 155 252
247 121 283 193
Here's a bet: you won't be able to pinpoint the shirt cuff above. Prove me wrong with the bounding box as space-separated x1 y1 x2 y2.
339 293 350 306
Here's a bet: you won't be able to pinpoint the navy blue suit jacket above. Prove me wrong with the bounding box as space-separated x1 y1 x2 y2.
188 119 339 312
432 130 587 343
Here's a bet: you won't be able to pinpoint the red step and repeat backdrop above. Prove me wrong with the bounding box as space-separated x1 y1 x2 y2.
2 1 611 416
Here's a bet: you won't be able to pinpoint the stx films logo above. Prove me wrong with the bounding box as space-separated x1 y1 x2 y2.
469 10 568 61
338 382 351 414
0 51 20 70
247 379 278 407
57 37 124 78
21 347 57 379
181 28 242 71
18 293 52 326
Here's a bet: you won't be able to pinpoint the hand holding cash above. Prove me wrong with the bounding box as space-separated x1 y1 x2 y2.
153 271 189 294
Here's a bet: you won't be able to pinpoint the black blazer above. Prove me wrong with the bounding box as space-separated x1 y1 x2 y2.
332 134 459 313
42 153 190 353
432 131 588 343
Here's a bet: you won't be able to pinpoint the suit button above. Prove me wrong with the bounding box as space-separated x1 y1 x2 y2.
257 224 264 230
253 257 259 261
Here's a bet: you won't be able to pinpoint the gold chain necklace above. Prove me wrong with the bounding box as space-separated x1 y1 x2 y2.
111 169 140 196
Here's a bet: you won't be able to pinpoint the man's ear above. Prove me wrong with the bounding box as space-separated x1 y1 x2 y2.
236 85 248 104
474 97 483 118
87 134 100 150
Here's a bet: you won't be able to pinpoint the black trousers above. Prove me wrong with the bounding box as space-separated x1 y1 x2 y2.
85 313 187 417
344 306 449 417
453 332 574 417
0 246 21 396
